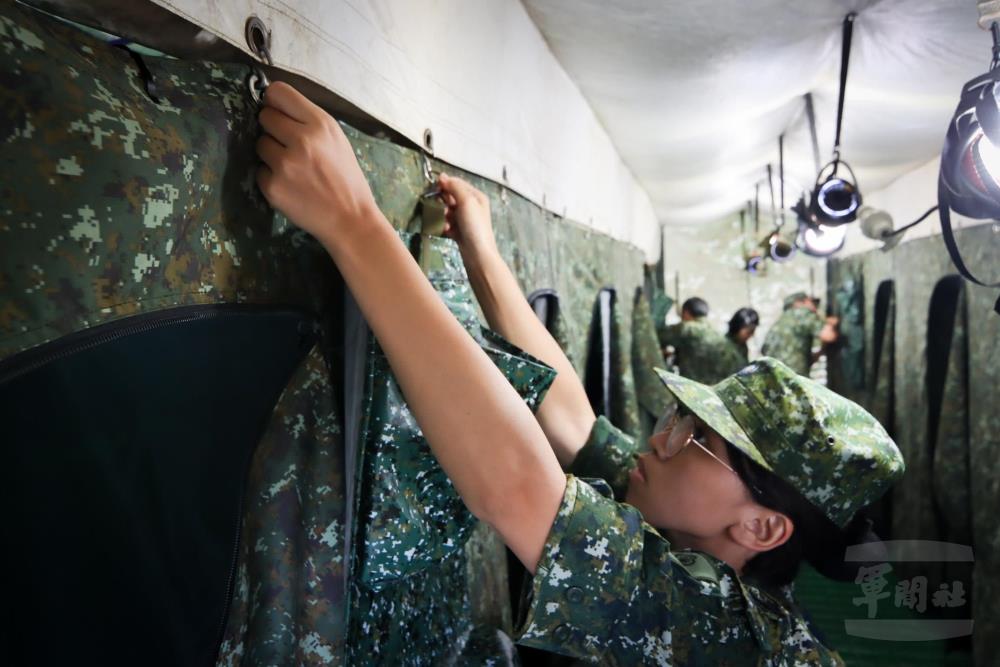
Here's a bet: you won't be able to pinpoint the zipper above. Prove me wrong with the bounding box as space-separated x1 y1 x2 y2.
0 303 313 386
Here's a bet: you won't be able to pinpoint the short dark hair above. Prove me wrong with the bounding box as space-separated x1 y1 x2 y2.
681 297 709 318
725 443 881 589
727 307 759 338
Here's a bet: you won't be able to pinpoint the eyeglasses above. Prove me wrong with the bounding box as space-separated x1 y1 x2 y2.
652 410 738 476
652 409 765 497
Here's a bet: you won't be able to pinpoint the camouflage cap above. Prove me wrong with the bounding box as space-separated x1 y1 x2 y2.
783 292 810 310
654 358 905 527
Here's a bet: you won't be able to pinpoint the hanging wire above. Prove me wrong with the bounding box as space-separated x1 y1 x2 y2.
766 164 777 229
831 13 857 170
778 134 786 229
884 205 940 238
804 93 821 174
992 22 1000 70
754 183 761 235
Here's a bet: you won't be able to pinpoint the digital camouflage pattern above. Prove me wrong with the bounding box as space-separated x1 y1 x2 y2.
0 3 649 664
514 476 845 665
218 345 348 665
827 226 1000 666
783 291 809 310
0 3 336 359
657 358 905 527
727 335 750 365
347 231 556 663
659 317 746 384
0 8 349 664
351 231 555 586
929 283 972 611
567 415 640 499
832 274 865 390
760 305 825 376
630 287 674 423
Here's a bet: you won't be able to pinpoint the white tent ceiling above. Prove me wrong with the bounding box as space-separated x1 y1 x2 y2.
522 0 989 226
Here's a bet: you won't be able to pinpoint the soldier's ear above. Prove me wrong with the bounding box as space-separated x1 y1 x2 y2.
728 511 793 553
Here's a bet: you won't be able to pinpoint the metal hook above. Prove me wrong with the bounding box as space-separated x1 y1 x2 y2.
245 16 274 105
421 153 442 199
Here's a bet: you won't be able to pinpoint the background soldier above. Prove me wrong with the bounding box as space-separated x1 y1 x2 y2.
660 297 745 384
726 307 760 364
762 292 839 376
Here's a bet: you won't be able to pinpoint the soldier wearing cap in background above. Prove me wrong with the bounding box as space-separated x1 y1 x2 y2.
659 297 746 384
253 81 904 665
762 291 840 376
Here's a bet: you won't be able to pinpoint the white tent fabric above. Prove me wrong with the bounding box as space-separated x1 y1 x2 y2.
150 1 990 259
522 0 989 227
150 0 661 257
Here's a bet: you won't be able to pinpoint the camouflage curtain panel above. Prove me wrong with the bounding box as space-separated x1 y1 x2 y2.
827 225 1000 667
630 286 674 445
1 3 651 666
345 232 556 665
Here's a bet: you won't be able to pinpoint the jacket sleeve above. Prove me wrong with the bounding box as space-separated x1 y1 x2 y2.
566 415 639 500
513 475 647 663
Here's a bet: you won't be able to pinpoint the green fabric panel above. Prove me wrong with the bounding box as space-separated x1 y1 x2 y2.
630 286 674 444
867 280 896 428
832 269 865 390
961 231 1000 667
346 231 556 665
0 3 341 358
929 283 972 630
218 341 348 666
828 224 1000 666
0 4 649 665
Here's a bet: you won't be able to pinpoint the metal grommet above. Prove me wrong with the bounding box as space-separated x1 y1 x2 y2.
678 553 696 566
245 16 273 65
827 436 836 444
565 586 585 604
423 128 434 155
552 624 571 642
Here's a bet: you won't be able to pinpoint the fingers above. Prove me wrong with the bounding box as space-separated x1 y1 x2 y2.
259 106 302 147
256 134 285 170
262 81 318 124
256 163 278 205
439 173 487 205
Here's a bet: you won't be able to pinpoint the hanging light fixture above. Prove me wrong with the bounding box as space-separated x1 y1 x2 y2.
793 193 847 256
810 13 863 225
760 154 796 263
938 13 1000 312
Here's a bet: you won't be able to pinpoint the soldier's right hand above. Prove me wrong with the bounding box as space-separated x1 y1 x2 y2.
255 81 383 246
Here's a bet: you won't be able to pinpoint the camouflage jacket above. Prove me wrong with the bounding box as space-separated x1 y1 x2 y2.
514 416 845 666
660 319 745 384
761 307 824 376
728 335 750 365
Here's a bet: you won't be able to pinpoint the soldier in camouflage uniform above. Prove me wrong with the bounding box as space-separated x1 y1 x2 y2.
761 292 840 376
660 297 746 384
726 306 760 364
254 83 904 665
